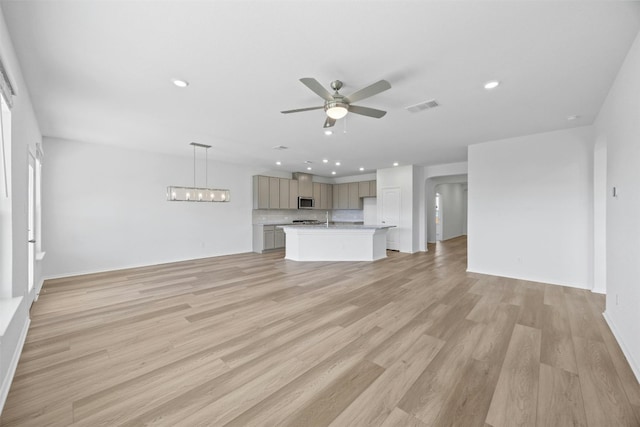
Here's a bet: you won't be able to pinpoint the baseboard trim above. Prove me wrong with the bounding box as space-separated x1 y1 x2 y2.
591 286 606 295
465 268 590 290
603 311 640 384
0 316 30 415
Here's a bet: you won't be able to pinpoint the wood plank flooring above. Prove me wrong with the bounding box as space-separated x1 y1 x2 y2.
2 236 640 426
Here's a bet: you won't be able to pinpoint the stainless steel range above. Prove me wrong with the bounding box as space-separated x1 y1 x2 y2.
292 220 321 225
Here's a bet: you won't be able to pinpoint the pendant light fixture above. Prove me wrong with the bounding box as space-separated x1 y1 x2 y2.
167 142 230 202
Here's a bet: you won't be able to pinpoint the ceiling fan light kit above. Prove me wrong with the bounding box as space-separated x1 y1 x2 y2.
325 101 348 119
281 77 391 128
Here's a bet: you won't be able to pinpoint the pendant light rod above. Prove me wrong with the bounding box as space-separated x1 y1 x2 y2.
189 142 211 188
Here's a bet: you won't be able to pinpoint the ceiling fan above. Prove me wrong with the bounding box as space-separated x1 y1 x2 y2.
281 78 391 128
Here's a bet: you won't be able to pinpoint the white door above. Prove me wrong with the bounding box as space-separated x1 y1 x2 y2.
381 187 400 250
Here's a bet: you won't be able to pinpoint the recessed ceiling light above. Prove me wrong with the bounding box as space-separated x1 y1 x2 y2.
484 80 500 90
322 159 328 163
172 79 189 88
335 162 341 166
307 167 312 170
276 161 281 166
324 130 333 136
331 171 336 175
393 162 399 166
567 115 580 121
359 167 364 171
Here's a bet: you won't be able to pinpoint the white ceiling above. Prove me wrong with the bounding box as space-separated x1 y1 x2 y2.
2 1 640 177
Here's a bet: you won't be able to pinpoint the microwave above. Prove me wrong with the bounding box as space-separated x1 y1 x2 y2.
298 196 314 209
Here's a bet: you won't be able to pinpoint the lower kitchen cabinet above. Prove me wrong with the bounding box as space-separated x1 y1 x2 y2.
275 228 285 248
253 224 286 253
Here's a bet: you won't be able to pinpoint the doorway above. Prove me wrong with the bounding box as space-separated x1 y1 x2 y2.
435 192 443 241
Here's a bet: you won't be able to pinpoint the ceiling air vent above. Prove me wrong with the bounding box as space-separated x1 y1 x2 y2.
272 145 288 150
405 99 439 113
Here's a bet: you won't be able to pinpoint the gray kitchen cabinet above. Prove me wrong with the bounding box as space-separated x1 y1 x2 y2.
313 183 321 209
253 175 270 209
370 180 377 197
269 177 280 208
274 228 285 248
253 224 285 252
333 183 340 208
327 184 333 209
297 173 313 197
320 184 328 210
338 183 349 209
348 182 361 209
289 179 299 208
263 226 275 250
279 178 290 209
359 181 370 197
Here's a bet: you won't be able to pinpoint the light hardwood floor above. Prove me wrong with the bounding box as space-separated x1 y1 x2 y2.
2 236 640 426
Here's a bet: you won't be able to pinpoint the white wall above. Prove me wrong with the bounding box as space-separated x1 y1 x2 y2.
435 183 466 241
42 138 257 278
468 126 594 289
595 29 640 382
0 6 44 413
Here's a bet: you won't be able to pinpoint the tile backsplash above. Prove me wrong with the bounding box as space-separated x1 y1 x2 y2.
253 209 364 224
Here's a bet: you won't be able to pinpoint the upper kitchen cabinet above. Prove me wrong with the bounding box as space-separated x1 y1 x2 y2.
313 183 321 208
331 180 376 209
312 182 332 210
348 182 361 209
289 179 299 209
294 172 313 197
253 175 270 209
337 183 349 209
279 178 290 209
253 175 283 209
359 180 377 197
269 177 280 208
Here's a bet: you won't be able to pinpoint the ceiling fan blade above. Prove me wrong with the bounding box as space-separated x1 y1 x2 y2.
348 105 387 118
344 80 391 104
281 106 324 114
323 117 336 128
300 77 334 101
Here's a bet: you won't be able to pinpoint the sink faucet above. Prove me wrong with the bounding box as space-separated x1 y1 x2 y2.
326 211 329 227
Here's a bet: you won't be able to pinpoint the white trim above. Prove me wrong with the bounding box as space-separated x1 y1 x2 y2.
465 268 590 290
34 277 45 302
603 311 640 384
35 251 45 261
591 287 606 295
0 296 22 336
0 316 30 415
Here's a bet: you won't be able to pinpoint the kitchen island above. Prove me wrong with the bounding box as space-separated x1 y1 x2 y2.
279 224 394 262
